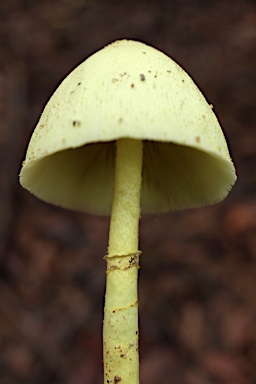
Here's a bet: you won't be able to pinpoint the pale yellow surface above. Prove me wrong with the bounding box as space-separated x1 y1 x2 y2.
103 139 143 384
108 139 142 256
20 39 236 214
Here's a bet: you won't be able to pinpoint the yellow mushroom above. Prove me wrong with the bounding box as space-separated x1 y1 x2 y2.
20 39 237 384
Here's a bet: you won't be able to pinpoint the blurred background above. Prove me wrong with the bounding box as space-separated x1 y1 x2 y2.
0 0 255 383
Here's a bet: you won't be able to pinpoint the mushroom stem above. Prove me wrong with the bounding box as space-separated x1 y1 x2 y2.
103 138 143 384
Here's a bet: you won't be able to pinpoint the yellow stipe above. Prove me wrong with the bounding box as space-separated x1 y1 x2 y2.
104 139 143 384
108 139 143 256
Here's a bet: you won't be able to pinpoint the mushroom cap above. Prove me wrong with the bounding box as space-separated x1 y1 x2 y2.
20 39 236 214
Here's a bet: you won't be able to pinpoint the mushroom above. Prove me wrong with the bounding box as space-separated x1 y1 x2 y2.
19 40 236 384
